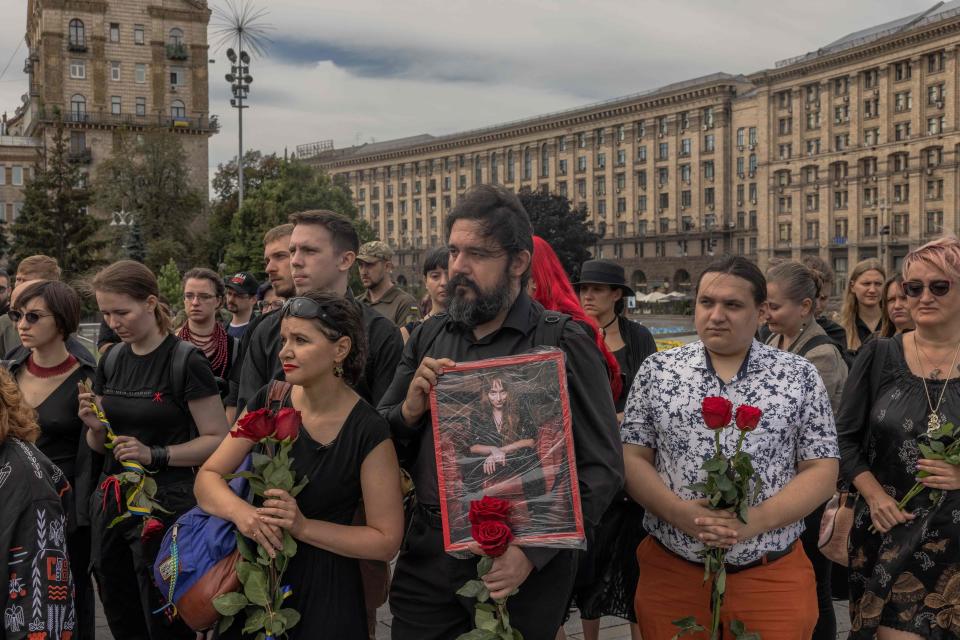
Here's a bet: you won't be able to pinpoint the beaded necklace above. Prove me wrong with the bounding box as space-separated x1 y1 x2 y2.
177 322 229 377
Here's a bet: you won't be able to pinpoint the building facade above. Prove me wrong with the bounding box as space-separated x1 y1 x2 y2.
4 0 216 221
306 2 960 294
0 134 41 225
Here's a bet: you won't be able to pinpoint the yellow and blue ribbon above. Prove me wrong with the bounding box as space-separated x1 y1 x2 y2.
90 399 152 518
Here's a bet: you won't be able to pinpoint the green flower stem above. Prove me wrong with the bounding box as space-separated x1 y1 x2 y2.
734 429 747 456
714 429 722 457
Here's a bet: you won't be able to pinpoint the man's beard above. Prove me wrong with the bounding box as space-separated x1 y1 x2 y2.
446 270 511 328
365 275 384 291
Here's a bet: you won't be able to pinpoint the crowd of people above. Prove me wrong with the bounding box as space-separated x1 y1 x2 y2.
0 183 957 640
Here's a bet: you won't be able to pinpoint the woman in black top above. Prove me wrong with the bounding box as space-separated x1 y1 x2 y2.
5 281 97 639
78 260 229 640
839 258 886 356
195 292 404 639
571 260 655 640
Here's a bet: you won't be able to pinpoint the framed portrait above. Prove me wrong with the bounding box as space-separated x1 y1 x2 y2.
430 349 585 554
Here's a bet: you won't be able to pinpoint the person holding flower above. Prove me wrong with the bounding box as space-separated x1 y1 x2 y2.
837 236 960 640
195 291 404 639
621 255 839 639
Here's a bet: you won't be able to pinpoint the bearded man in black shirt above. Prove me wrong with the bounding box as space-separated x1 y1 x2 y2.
379 185 623 640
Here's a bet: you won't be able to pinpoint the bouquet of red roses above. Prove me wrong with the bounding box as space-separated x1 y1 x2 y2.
455 496 524 640
212 407 308 640
673 396 763 640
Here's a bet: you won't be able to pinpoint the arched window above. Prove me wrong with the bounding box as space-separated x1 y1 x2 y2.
523 147 532 180
507 149 515 181
674 269 692 292
540 144 549 178
70 94 86 120
69 19 85 48
168 28 184 46
170 100 186 118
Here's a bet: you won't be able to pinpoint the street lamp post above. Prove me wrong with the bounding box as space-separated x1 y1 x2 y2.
226 49 252 210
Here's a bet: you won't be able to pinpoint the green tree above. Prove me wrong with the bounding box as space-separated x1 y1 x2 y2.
518 188 597 281
157 257 182 313
11 121 106 276
223 160 359 273
93 130 205 272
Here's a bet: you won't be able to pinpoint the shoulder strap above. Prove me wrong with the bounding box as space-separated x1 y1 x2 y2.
169 339 195 403
533 310 570 348
267 379 293 412
796 334 836 359
102 342 125 382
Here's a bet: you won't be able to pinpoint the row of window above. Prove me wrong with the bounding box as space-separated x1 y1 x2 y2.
68 19 186 49
778 211 941 245
0 166 27 187
773 51 949 108
67 94 187 118
0 203 24 223
69 59 187 87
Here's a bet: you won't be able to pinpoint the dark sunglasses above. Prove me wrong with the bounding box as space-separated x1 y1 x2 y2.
902 280 952 298
281 297 344 338
8 309 53 324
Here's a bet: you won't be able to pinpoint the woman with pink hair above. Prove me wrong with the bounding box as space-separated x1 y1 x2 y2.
838 236 960 639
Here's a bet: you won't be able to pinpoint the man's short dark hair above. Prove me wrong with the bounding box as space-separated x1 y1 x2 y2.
288 210 359 254
422 246 449 276
445 185 533 256
696 255 766 306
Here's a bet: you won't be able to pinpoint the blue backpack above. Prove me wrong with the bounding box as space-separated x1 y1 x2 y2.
152 380 292 631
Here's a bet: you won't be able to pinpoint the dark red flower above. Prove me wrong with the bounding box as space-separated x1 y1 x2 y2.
140 517 165 546
471 520 513 557
468 496 512 525
701 396 733 430
273 407 301 442
231 409 274 442
735 405 763 432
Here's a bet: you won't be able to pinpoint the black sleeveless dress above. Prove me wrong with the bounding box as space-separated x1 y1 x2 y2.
220 390 391 639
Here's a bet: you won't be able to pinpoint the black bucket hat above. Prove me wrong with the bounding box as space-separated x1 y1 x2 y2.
573 260 635 298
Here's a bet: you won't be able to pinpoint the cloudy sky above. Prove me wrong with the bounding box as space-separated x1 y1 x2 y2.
0 0 946 191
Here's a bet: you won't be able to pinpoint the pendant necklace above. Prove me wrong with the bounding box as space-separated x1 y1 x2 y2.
914 337 960 435
599 316 617 339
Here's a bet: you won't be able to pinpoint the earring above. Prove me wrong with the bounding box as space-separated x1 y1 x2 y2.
333 363 344 378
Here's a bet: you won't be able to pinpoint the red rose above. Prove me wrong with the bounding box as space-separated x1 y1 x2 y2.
273 407 301 442
471 520 513 557
735 405 763 432
468 496 512 525
231 409 274 442
701 396 733 430
140 517 165 546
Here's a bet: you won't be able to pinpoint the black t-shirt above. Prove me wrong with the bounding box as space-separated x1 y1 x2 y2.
94 335 220 483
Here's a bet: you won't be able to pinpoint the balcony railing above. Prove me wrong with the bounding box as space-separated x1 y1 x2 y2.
68 148 92 164
67 41 87 53
166 43 188 60
39 108 219 133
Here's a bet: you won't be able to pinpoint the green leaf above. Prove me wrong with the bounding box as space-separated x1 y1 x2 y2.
931 440 946 454
919 443 937 459
243 569 269 606
455 630 498 640
278 608 301 630
212 592 248 616
730 618 744 634
512 630 524 640
290 475 309 498
237 559 253 584
242 608 268 634
143 477 158 495
236 534 255 563
251 452 271 468
715 475 733 492
223 471 260 481
477 556 494 577
282 530 298 558
686 482 711 494
702 459 723 472
218 614 234 635
714 568 726 597
456 580 487 599
475 606 498 632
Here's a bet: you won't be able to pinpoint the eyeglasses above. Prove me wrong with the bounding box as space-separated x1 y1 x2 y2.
184 293 217 303
259 299 284 312
9 310 53 324
902 280 952 298
281 297 343 338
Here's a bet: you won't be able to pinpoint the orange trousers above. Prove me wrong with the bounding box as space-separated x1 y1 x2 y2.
634 537 818 640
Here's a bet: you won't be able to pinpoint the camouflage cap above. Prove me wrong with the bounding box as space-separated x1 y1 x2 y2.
357 240 394 263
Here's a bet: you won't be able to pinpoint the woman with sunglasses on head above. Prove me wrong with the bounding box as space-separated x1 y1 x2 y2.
195 292 404 639
77 260 229 640
839 258 886 356
176 268 239 401
3 281 97 639
881 274 916 337
837 237 960 640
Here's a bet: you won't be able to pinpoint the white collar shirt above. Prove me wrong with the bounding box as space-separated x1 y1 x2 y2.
621 339 839 565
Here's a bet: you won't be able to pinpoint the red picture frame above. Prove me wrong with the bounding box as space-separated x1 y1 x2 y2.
430 349 585 554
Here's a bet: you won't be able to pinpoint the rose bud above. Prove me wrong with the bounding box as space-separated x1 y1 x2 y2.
273 407 301 442
701 396 733 430
468 496 512 525
471 520 514 557
735 405 763 432
230 409 274 442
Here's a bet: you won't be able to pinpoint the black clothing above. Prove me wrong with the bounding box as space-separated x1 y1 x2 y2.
613 316 656 413
838 336 960 639
818 316 847 351
800 504 836 640
380 291 621 635
221 387 390 639
236 298 402 409
389 505 578 640
0 438 76 640
226 309 275 411
91 335 219 640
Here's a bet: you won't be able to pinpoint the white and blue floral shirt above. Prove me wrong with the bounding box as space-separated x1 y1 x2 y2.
621 339 839 565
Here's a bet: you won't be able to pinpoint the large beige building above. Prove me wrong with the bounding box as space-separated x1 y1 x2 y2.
3 0 216 218
305 2 960 295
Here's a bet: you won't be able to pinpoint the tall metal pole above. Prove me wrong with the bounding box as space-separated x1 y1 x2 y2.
237 92 244 209
227 48 252 211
